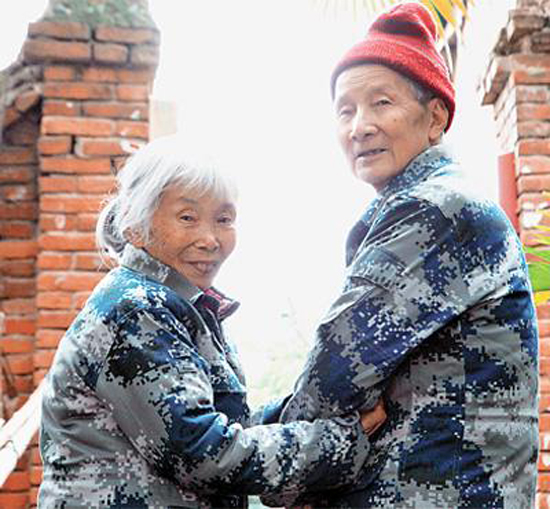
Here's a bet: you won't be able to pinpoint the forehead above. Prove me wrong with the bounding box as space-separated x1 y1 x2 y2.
160 183 236 209
334 64 415 102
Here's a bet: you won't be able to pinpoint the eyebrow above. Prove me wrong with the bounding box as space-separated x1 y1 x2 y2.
336 84 393 108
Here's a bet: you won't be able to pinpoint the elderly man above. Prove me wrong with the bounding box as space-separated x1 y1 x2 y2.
275 3 539 508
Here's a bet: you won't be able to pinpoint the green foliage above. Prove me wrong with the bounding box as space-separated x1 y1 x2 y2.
48 0 155 28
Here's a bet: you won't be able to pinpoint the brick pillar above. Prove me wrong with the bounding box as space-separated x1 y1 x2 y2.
0 1 159 505
480 3 550 506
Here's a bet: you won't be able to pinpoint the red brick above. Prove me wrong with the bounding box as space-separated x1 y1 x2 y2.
1 184 36 202
43 82 112 100
29 487 38 507
115 120 148 139
39 233 96 252
13 374 34 393
4 317 35 335
95 26 158 44
1 338 34 354
36 329 63 348
518 139 550 156
44 65 77 81
15 91 41 113
93 42 128 64
6 354 33 375
30 466 43 486
4 119 39 147
517 155 550 175
75 252 103 270
82 101 148 120
0 167 34 184
513 69 550 85
34 368 48 386
28 20 90 40
40 175 77 193
37 253 72 270
3 106 21 128
517 104 550 121
0 203 37 220
0 492 28 507
74 291 92 309
76 137 131 157
42 116 114 137
38 135 72 155
130 45 159 67
0 147 37 165
37 292 72 309
37 271 103 291
518 175 550 193
43 99 80 116
0 240 38 259
541 473 550 492
0 222 33 239
41 195 103 213
2 470 31 492
1 298 35 314
76 175 115 194
40 156 111 175
116 84 149 102
24 39 91 63
117 68 155 84
34 347 58 366
0 259 35 277
2 278 35 298
515 85 550 103
40 214 78 232
77 213 99 231
81 67 117 83
517 121 550 138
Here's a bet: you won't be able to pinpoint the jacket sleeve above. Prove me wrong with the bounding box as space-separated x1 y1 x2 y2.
280 195 515 423
95 305 370 503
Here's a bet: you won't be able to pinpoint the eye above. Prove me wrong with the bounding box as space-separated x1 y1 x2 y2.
217 214 235 226
179 213 196 223
374 98 391 107
337 106 353 119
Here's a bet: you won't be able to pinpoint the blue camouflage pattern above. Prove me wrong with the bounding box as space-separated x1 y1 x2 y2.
272 145 539 508
38 244 372 508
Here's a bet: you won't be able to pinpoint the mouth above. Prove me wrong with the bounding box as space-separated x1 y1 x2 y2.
188 261 218 275
356 148 386 159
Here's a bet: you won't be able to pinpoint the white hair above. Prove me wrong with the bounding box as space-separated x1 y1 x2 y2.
96 135 237 262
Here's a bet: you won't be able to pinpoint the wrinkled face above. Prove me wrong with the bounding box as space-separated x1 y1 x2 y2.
136 185 237 290
335 64 441 191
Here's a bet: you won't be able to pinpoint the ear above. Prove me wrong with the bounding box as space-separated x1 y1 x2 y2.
427 98 449 144
125 228 145 248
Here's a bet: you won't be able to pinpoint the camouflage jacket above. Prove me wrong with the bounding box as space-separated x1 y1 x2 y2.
38 244 371 509
276 145 539 508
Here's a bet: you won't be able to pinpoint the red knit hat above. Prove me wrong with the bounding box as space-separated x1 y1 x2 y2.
331 2 455 131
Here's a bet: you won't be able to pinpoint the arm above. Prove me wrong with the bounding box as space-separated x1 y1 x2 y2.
96 306 371 502
280 195 509 423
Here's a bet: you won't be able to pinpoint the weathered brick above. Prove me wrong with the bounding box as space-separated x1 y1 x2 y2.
517 104 550 121
42 116 114 137
0 259 35 277
81 67 117 83
4 317 35 335
2 470 31 492
40 156 111 174
43 100 80 117
38 233 96 251
76 175 115 194
41 195 103 213
28 20 90 40
30 466 43 487
93 43 128 64
15 91 41 113
43 82 112 100
76 137 134 157
0 222 34 239
3 278 35 298
82 101 148 120
0 492 28 507
37 292 72 309
518 175 550 193
116 84 149 102
74 291 92 309
95 26 158 44
1 184 36 202
117 68 155 84
517 120 550 138
44 65 77 81
0 167 34 184
513 69 550 85
40 214 78 232
38 135 72 155
3 106 21 128
75 252 103 270
518 139 550 156
34 347 58 366
0 338 34 354
40 175 77 193
1 298 35 316
37 270 103 291
4 119 40 147
24 39 91 63
115 120 148 139
0 240 38 259
36 329 63 348
0 147 37 165
0 203 37 220
515 85 550 104
77 213 99 232
518 155 550 175
37 253 72 270
130 45 159 67
6 354 33 375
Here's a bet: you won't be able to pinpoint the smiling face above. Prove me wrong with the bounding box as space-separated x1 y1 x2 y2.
133 184 237 290
334 64 447 191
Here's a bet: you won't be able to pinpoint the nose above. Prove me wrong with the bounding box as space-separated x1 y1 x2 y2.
350 109 376 141
196 225 220 252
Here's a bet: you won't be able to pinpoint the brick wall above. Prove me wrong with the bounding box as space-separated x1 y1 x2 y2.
0 6 159 505
480 3 550 507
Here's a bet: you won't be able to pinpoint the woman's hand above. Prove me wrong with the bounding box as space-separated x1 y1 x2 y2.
360 399 386 436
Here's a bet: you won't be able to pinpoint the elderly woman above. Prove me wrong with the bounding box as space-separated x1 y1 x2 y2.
38 137 385 508
271 3 539 508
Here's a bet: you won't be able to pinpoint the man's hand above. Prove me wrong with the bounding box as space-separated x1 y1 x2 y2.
360 399 386 436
